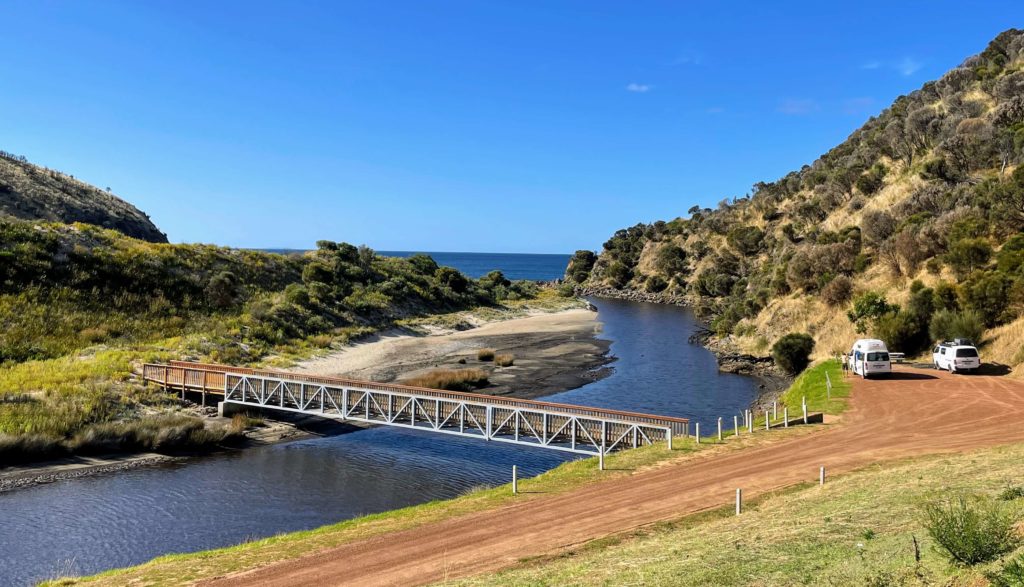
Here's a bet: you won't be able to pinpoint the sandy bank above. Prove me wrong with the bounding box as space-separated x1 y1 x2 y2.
295 308 613 399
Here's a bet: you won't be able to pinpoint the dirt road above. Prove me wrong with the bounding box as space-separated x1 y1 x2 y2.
206 367 1024 586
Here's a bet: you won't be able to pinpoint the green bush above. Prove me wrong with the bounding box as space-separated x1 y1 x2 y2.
929 309 986 344
771 333 816 375
987 554 1024 587
564 250 597 283
945 238 993 277
874 311 928 354
922 494 1019 566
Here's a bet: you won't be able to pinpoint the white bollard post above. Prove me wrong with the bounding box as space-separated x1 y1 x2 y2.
819 466 825 486
718 417 723 442
734 415 740 436
748 411 754 434
765 410 769 431
695 422 700 444
736 488 742 515
512 465 518 495
784 407 789 428
803 401 808 425
772 401 777 421
599 449 604 471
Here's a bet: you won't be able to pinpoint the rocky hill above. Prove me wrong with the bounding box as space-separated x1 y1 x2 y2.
571 29 1024 372
0 151 166 243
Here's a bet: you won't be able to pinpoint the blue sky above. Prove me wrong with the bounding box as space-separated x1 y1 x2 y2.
0 2 1018 253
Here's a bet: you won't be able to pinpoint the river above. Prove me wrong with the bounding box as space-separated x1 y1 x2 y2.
0 298 759 585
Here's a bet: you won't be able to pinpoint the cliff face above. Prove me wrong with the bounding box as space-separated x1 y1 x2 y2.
571 29 1024 372
0 152 167 243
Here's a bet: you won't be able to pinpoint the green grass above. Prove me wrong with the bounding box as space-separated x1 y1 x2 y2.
781 359 850 415
46 428 820 586
443 443 1024 587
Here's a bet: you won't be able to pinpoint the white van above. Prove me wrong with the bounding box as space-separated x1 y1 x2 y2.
932 340 981 373
847 339 892 378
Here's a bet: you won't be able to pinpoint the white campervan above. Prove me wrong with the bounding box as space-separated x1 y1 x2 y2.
847 339 892 378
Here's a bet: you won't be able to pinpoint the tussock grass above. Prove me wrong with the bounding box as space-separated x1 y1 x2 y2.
476 349 496 362
403 369 490 391
494 354 514 367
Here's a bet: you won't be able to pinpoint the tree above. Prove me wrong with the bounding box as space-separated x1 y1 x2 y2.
929 309 986 344
653 244 687 276
771 333 816 375
847 292 899 334
726 226 764 256
564 250 597 283
961 271 1012 326
945 238 992 277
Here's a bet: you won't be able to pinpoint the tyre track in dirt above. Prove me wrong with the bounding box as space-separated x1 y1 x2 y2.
204 366 1024 587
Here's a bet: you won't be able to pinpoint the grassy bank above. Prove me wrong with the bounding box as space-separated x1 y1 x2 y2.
44 426 822 586
445 442 1024 587
781 359 851 416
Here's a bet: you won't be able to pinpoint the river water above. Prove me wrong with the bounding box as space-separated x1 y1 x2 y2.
0 298 759 585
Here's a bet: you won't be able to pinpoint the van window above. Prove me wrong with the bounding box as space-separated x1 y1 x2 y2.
940 348 946 355
867 352 889 362
955 348 979 358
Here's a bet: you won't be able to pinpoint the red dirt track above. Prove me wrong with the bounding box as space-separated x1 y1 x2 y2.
206 366 1024 587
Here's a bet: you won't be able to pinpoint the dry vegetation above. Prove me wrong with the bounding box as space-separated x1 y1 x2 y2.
569 29 1024 372
402 368 490 391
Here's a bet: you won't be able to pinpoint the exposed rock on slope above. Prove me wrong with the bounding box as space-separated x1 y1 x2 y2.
0 151 166 243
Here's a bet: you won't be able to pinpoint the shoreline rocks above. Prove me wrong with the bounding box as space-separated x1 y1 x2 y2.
574 286 687 306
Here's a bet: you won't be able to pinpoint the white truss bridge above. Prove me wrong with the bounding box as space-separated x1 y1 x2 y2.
142 361 689 457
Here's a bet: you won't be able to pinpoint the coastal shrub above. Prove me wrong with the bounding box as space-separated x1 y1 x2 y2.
961 271 1013 326
929 309 986 345
477 349 495 361
820 275 853 306
847 292 899 334
771 333 816 375
494 354 515 367
987 554 1024 587
946 238 993 277
922 494 1019 566
999 485 1024 501
564 250 597 283
874 311 928 355
403 369 489 392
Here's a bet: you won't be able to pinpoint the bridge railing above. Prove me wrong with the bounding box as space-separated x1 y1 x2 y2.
141 361 689 437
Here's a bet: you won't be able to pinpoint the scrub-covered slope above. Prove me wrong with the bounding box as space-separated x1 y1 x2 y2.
572 29 1024 371
0 150 166 242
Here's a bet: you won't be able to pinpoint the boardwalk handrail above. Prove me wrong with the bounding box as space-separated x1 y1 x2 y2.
142 361 689 434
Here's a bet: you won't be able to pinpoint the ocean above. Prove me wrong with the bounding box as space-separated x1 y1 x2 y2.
381 251 571 281
264 249 572 281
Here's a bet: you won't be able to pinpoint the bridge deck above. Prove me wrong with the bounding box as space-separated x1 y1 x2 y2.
142 362 689 456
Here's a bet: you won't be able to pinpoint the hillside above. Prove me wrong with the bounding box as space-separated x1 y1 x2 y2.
571 29 1024 373
0 151 166 242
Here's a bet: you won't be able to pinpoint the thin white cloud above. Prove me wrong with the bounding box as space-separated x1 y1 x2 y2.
897 56 922 76
861 57 923 76
626 83 652 93
777 98 819 115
